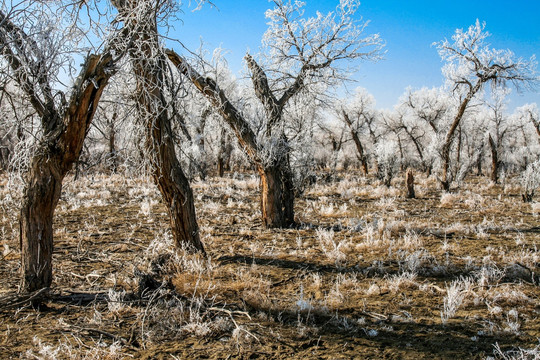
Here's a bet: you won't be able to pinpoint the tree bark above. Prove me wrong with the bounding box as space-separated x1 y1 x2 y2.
258 161 295 228
488 133 499 183
1 11 116 292
405 169 415 199
259 165 284 228
19 161 60 292
150 116 204 252
121 14 204 253
19 53 115 292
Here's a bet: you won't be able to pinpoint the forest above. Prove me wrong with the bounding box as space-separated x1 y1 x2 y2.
0 0 539 359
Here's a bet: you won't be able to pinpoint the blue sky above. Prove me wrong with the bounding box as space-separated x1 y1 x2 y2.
170 0 540 110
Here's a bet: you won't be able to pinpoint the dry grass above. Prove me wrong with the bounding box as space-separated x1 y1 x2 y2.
1 171 539 359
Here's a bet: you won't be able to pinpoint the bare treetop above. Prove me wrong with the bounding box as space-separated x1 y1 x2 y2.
435 19 538 94
258 0 384 94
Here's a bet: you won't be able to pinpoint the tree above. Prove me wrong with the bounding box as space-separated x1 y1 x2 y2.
0 2 118 292
484 88 512 183
518 103 540 144
400 87 452 175
168 0 383 228
435 20 538 190
111 0 205 252
339 88 377 175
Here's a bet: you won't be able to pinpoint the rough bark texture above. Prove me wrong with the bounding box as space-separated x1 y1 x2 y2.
258 161 295 228
18 54 115 292
1 11 116 291
149 113 204 252
116 6 204 252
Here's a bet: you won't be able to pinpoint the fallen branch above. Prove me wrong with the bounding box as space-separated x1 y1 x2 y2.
64 324 139 351
0 287 49 310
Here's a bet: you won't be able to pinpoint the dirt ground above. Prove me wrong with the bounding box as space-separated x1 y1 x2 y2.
1 171 539 359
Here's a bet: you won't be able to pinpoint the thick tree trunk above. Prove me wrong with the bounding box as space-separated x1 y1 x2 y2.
118 6 204 253
19 53 114 292
258 162 295 228
488 133 499 183
19 161 61 292
259 166 284 228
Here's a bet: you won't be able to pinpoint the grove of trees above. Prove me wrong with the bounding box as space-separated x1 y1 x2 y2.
0 0 538 295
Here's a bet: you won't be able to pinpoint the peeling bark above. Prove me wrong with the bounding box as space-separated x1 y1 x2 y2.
18 53 115 292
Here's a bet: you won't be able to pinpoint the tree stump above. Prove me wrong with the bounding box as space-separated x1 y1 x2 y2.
405 169 415 199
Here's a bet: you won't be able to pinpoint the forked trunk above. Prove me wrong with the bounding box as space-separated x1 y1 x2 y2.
18 53 114 293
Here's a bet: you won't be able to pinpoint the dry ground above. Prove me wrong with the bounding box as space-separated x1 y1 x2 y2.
0 171 539 359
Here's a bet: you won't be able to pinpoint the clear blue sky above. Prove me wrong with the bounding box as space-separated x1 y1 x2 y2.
169 0 540 111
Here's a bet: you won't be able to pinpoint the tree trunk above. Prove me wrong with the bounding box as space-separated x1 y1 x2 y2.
108 113 117 173
136 71 204 252
19 160 61 292
258 162 295 228
0 147 9 172
342 110 368 175
476 144 483 176
405 169 415 199
441 83 482 191
150 119 204 252
488 133 499 183
217 129 232 177
119 6 204 252
217 157 225 177
166 50 296 229
280 158 295 226
19 53 114 292
259 165 285 228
